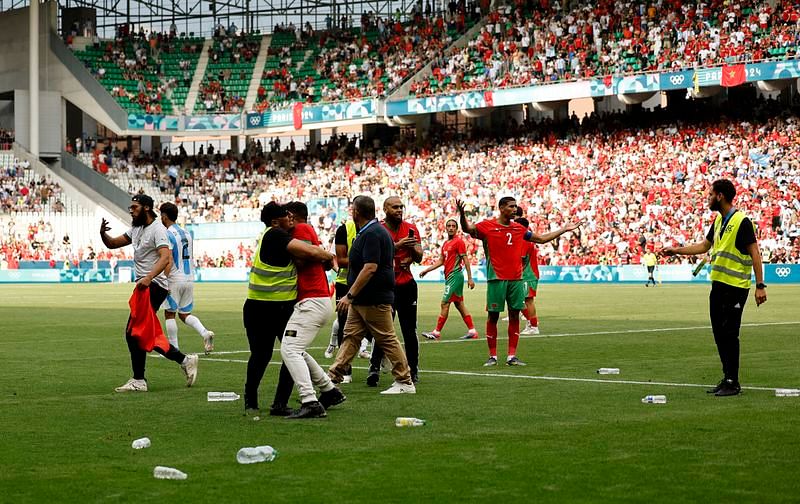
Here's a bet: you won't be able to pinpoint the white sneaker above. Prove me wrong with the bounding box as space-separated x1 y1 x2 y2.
203 331 215 354
358 350 371 359
501 315 509 322
521 324 539 335
342 375 353 384
324 344 337 359
380 381 417 395
115 378 148 392
181 354 199 387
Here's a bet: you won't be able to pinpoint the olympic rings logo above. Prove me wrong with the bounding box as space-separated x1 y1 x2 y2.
669 75 685 85
249 116 261 126
775 267 792 278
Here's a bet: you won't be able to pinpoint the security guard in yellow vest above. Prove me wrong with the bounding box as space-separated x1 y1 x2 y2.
243 202 335 415
661 179 767 397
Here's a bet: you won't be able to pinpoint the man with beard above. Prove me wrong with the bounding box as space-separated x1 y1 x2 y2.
660 179 767 397
100 194 199 392
419 218 478 340
367 196 423 386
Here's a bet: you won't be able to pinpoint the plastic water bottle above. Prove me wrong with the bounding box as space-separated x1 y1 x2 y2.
775 388 800 397
131 437 151 449
236 446 278 464
597 368 620 375
395 417 426 427
207 392 241 402
641 395 667 404
153 466 188 480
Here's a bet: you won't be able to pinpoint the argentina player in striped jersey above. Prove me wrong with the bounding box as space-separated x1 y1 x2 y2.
159 202 215 353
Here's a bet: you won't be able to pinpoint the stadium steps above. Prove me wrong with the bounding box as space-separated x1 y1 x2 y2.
244 34 272 111
387 15 489 101
184 39 213 114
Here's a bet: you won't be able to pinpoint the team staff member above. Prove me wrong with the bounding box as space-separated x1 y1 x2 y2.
158 202 215 353
367 196 423 386
328 195 415 395
243 202 335 415
643 250 658 287
420 218 478 340
661 179 767 397
457 197 582 366
101 194 198 392
515 217 540 335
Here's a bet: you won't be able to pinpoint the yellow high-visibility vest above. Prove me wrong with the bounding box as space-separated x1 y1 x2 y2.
247 227 297 301
710 211 754 289
335 220 357 285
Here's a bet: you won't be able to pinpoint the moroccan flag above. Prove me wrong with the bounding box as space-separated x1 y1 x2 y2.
603 74 613 87
721 64 746 87
127 287 170 353
292 102 304 130
483 90 494 107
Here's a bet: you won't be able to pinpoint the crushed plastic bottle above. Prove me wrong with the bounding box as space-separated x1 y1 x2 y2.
207 392 241 402
131 437 151 449
153 466 188 480
641 395 667 404
597 368 620 375
395 417 426 427
775 388 800 397
236 446 278 464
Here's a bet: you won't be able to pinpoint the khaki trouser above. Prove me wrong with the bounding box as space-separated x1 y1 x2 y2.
329 303 412 385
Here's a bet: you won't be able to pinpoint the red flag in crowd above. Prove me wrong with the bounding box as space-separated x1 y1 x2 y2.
721 64 746 87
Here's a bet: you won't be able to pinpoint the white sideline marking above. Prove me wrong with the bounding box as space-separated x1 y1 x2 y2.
199 359 794 392
190 320 800 356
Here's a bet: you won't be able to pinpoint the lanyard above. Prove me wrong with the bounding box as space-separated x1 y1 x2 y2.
718 208 736 238
357 219 378 235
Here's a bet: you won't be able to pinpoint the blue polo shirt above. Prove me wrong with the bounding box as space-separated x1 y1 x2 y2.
347 219 395 305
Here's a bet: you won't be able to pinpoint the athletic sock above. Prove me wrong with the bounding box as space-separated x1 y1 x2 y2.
463 314 475 330
166 318 179 348
184 315 208 336
531 316 538 327
508 318 520 357
329 319 339 346
435 315 447 332
486 320 498 357
521 308 530 319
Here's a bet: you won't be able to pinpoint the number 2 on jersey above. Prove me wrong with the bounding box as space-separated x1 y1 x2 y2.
506 232 513 245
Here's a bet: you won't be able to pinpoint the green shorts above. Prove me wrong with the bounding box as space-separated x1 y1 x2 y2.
442 271 465 303
486 280 526 312
524 277 539 298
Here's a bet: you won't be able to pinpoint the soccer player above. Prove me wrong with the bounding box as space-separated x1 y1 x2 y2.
158 202 215 353
367 196 423 385
100 194 198 392
419 218 478 340
515 217 540 335
456 197 582 366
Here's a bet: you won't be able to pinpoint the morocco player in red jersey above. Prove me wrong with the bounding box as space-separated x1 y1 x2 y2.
419 218 478 340
457 197 582 366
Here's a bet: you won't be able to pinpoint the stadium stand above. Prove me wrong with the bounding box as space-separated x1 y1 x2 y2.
195 31 262 113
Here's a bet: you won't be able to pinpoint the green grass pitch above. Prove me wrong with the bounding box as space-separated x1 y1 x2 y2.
1 282 799 503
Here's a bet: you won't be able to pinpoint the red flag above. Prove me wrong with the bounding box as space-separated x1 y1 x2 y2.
603 74 613 87
127 287 170 352
292 102 304 130
721 64 746 87
483 90 494 107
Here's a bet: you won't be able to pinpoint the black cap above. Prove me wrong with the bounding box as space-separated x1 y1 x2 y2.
261 202 288 223
131 193 155 210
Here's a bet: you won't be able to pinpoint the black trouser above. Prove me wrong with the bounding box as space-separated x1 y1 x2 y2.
242 298 295 410
709 281 749 383
370 280 419 376
125 284 187 380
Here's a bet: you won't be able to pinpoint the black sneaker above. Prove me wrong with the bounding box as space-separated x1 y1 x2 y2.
366 371 380 387
286 401 327 419
714 379 741 397
269 403 293 416
706 378 726 394
319 387 346 409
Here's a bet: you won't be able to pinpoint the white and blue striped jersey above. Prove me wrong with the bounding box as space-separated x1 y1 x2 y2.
166 224 194 283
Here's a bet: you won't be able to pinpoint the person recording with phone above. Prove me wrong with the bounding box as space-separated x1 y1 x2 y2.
367 196 424 386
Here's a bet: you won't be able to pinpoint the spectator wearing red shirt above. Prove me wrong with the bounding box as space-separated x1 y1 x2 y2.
368 196 423 386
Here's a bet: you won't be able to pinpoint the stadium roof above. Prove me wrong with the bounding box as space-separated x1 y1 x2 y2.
2 0 416 37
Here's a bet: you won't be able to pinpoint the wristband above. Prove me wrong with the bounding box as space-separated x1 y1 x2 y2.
346 292 354 300
756 283 767 289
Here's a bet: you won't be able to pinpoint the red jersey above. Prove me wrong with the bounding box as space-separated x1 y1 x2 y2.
442 236 467 278
475 219 530 280
382 220 421 285
291 223 331 299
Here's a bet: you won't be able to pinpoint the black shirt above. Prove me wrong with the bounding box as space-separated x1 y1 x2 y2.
347 220 395 305
705 215 757 256
259 227 293 267
335 223 348 247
